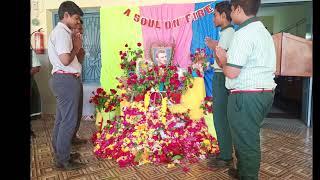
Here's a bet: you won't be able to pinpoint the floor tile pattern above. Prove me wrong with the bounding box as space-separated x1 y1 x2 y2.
31 115 312 180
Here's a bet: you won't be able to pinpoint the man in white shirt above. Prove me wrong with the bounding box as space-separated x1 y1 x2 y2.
71 19 88 145
205 1 235 169
215 0 276 179
47 1 85 171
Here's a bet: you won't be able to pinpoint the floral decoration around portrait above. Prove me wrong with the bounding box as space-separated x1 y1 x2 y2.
89 42 218 170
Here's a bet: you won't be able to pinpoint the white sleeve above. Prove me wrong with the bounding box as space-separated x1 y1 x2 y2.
226 34 251 68
218 29 234 50
55 31 72 55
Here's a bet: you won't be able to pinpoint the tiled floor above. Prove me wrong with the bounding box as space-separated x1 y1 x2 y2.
31 115 312 180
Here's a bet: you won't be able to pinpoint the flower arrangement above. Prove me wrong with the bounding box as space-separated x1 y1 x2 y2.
89 88 120 113
120 42 143 75
92 101 219 168
190 48 211 77
90 44 220 171
116 63 193 104
200 96 213 115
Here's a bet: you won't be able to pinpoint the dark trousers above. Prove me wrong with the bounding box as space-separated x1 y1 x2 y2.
227 92 274 180
212 72 232 160
49 74 81 164
73 82 83 139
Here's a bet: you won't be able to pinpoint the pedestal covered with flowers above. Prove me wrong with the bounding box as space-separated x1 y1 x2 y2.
90 43 219 169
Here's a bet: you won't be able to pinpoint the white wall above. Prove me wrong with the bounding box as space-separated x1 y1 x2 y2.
258 2 312 37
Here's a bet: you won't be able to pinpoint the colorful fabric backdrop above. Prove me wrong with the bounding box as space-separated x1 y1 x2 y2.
100 1 223 96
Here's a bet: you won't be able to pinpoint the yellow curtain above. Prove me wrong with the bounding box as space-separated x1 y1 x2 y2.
100 6 143 91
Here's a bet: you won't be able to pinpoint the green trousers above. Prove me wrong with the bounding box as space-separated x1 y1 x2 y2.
228 92 274 180
212 72 232 160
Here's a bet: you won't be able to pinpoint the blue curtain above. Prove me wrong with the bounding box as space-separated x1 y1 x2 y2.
191 1 223 97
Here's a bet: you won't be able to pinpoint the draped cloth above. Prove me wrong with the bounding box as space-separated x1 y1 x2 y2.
191 1 222 97
100 6 143 91
140 4 194 68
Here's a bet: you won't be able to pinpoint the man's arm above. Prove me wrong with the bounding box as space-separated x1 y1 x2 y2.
57 33 82 66
215 46 241 79
76 48 85 64
205 37 218 50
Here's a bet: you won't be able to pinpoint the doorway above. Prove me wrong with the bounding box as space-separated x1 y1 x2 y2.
267 76 302 119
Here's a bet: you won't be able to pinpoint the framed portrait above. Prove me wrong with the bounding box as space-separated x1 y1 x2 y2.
151 46 173 66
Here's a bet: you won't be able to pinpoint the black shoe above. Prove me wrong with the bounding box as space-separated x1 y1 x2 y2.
207 157 233 168
228 168 239 179
72 137 87 145
54 159 86 171
53 152 81 164
70 152 81 160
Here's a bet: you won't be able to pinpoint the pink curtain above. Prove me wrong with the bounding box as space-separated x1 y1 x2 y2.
140 4 194 68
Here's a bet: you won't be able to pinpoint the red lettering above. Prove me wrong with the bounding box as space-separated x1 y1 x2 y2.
134 14 140 22
141 17 147 25
165 21 171 29
148 19 154 27
197 9 205 18
155 21 161 28
185 14 192 23
204 4 214 14
172 19 180 27
192 12 198 21
123 8 131 16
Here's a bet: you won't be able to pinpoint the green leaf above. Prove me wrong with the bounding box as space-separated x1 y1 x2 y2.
134 150 143 162
172 155 183 160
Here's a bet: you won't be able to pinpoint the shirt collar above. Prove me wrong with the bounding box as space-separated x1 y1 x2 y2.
236 16 259 31
58 22 72 34
220 24 234 32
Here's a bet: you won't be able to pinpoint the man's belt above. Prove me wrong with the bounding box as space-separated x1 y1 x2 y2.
228 88 274 95
54 70 80 78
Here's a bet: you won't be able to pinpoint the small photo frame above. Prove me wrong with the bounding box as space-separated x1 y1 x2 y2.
151 46 173 66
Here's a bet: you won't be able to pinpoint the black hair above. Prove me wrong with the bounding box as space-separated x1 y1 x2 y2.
58 1 84 20
230 0 261 16
215 1 232 22
80 19 83 24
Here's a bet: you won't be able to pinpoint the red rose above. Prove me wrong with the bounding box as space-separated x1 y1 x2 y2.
188 67 192 74
119 51 122 55
173 73 178 78
130 61 136 66
97 88 103 94
110 89 117 94
137 42 142 47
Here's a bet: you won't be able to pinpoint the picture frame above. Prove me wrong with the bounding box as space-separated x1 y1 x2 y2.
151 46 173 66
